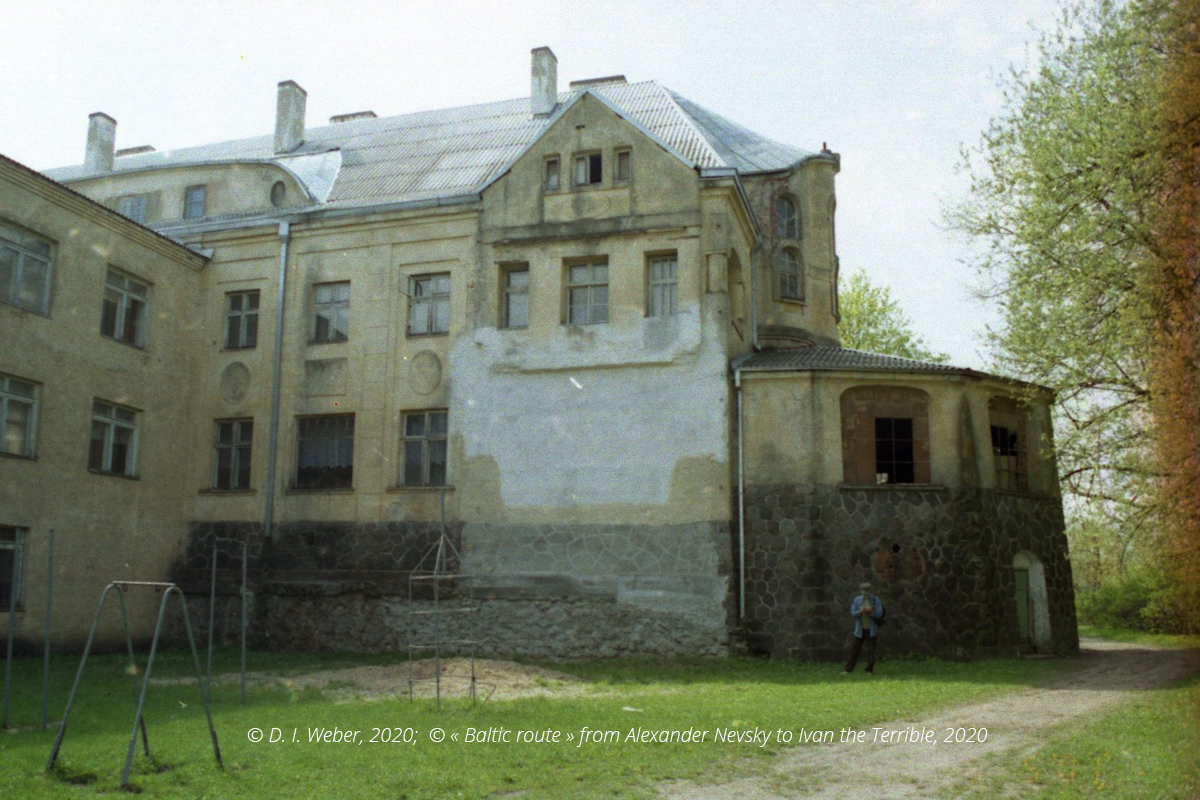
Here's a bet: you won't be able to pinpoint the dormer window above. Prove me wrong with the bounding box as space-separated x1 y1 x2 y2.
184 185 207 220
544 157 560 190
574 153 602 186
776 196 798 239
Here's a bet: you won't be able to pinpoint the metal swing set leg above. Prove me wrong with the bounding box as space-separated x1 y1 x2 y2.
46 581 222 790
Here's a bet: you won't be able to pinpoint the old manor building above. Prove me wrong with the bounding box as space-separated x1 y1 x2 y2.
0 48 1077 659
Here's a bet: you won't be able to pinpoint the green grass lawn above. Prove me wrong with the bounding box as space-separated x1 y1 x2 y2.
0 648 1069 799
1077 624 1200 649
945 673 1200 800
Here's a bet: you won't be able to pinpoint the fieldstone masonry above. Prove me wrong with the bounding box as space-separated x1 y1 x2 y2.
172 520 733 657
741 484 1078 660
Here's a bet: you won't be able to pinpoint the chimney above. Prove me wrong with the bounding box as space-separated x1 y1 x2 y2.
274 80 307 154
531 47 558 117
85 112 117 173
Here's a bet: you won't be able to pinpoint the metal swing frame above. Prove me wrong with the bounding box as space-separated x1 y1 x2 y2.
46 581 222 790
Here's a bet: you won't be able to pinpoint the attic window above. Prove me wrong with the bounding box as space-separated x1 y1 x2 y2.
270 181 286 207
545 157 560 190
574 153 602 186
615 149 631 182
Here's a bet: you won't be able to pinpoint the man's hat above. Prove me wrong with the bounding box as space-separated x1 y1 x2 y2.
860 582 871 591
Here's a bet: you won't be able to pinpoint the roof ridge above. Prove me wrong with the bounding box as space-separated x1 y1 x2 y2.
650 82 725 168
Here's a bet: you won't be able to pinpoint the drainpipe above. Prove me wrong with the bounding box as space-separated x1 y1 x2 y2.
263 221 291 541
735 366 746 621
749 239 762 351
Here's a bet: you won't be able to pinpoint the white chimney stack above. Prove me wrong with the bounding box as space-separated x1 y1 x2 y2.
274 80 307 154
531 47 558 117
85 112 117 173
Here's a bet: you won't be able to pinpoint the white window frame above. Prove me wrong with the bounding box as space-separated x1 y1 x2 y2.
183 185 207 220
573 152 602 186
647 254 678 318
117 194 149 224
0 374 37 458
213 418 253 490
0 526 25 611
401 410 448 487
89 399 138 477
0 220 53 315
502 265 529 329
101 269 149 347
778 248 803 301
566 261 609 325
312 281 350 343
408 274 451 336
225 290 260 349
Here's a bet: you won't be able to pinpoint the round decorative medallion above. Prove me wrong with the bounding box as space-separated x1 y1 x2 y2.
270 180 286 207
409 350 442 396
220 362 251 404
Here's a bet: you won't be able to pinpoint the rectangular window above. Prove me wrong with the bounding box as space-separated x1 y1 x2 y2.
402 410 448 487
615 149 632 182
647 254 678 318
0 527 25 610
101 269 148 347
502 265 529 329
295 415 354 489
89 400 138 477
214 419 253 490
183 185 207 219
0 220 53 314
117 194 149 224
408 274 450 336
573 153 602 186
0 374 37 457
544 157 560 190
991 424 1028 492
874 417 915 484
312 281 350 343
225 290 260 349
566 261 608 325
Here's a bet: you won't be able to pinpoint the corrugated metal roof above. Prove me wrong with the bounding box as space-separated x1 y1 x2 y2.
737 346 966 374
42 81 815 208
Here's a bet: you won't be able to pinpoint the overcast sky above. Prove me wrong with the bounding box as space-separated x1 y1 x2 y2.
0 0 1058 368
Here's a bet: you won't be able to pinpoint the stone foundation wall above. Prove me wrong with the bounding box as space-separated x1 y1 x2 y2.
171 520 732 657
741 484 1077 660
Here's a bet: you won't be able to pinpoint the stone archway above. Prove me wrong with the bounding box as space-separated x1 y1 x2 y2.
1013 551 1052 652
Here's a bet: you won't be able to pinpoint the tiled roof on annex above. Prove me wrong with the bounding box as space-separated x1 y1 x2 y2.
42 81 817 209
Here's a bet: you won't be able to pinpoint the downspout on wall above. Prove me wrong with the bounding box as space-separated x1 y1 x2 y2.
263 221 291 541
735 366 746 621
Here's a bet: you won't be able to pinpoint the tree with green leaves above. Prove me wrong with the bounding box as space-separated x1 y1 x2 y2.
837 269 949 363
947 0 1179 587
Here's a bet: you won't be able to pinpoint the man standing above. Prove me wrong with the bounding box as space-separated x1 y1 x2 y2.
842 581 883 674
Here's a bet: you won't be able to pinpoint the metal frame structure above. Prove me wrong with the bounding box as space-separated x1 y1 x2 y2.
406 492 490 709
2 527 55 731
206 537 249 704
46 581 222 790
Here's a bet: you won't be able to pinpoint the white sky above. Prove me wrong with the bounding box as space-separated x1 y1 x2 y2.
0 0 1058 368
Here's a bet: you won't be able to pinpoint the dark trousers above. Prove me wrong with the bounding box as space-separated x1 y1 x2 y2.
844 633 876 673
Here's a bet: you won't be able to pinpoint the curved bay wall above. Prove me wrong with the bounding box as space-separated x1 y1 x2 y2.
741 485 1078 660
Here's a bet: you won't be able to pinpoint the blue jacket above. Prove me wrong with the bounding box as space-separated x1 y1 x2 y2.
850 594 883 638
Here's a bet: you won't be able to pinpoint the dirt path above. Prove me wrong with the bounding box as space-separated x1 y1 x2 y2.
659 639 1200 800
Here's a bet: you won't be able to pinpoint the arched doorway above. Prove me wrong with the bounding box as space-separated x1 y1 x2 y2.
1013 551 1051 652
